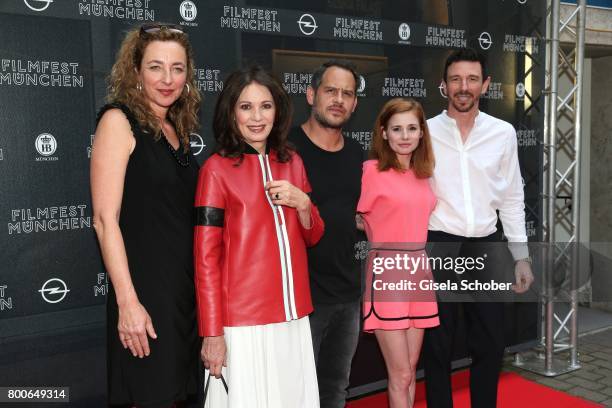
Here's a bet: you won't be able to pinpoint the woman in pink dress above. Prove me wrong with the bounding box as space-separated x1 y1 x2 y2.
357 97 438 407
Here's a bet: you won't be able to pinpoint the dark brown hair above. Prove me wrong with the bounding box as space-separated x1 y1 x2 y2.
370 98 434 178
443 47 488 81
213 66 293 163
310 59 359 92
107 24 201 151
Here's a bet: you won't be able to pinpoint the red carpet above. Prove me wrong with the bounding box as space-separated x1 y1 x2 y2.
347 371 603 408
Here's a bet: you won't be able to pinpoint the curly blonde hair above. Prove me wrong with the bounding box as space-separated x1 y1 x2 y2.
107 25 201 151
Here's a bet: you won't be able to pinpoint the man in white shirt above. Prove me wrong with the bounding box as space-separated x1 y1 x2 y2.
423 48 534 408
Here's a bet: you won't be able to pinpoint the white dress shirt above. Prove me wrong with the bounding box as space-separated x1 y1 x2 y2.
427 110 528 259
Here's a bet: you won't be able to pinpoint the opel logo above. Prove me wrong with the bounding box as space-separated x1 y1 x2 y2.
24 0 53 12
478 32 492 50
297 14 318 36
190 133 206 156
39 278 70 304
438 81 448 99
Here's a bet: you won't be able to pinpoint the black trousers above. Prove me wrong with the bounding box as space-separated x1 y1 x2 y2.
310 300 361 408
423 230 506 408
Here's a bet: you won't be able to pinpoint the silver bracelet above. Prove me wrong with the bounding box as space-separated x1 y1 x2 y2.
515 256 532 265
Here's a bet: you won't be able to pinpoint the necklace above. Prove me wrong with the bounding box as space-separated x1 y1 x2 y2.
161 134 190 167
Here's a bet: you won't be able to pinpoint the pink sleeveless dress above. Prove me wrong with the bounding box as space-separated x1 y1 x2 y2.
357 160 439 331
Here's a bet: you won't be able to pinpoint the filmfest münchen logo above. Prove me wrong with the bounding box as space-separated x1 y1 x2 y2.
8 204 91 235
283 72 312 94
382 77 426 98
24 0 53 12
344 130 371 151
195 67 223 93
35 133 57 157
94 273 108 297
87 134 94 159
517 129 537 147
0 285 12 311
39 278 70 304
221 6 280 33
180 1 197 22
297 14 318 36
478 32 493 50
482 82 504 100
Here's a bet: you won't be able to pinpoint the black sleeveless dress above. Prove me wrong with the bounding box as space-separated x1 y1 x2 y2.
97 103 199 408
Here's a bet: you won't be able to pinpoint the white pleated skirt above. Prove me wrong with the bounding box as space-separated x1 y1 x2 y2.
204 317 320 408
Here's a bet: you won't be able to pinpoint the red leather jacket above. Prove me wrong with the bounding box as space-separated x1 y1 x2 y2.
194 147 324 337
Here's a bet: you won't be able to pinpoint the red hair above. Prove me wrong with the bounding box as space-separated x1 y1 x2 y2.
369 98 434 178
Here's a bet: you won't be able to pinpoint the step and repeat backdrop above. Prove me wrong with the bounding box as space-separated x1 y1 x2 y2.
0 0 545 397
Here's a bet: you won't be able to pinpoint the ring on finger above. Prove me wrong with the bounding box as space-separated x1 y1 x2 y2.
274 193 280 200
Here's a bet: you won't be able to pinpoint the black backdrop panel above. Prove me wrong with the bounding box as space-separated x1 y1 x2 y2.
0 13 100 317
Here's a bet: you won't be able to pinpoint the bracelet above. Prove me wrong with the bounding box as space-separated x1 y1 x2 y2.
515 256 532 265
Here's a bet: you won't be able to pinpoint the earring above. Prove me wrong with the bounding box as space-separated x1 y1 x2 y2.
136 82 142 91
184 83 190 94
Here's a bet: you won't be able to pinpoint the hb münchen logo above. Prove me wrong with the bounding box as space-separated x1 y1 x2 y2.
35 133 57 157
180 1 197 22
516 82 526 98
398 23 411 41
357 75 366 94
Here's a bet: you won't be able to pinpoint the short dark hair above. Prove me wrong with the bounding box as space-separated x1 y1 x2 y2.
310 60 359 92
213 66 293 163
443 48 488 81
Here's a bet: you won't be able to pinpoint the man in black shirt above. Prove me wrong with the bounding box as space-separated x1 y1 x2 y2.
288 60 363 408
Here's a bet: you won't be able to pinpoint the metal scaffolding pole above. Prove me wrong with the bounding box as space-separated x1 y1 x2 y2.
570 0 587 370
514 0 585 376
546 0 561 375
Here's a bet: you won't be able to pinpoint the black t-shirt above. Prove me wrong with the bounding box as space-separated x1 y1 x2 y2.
289 126 365 304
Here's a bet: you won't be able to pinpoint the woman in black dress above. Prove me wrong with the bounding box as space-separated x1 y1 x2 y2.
91 23 201 408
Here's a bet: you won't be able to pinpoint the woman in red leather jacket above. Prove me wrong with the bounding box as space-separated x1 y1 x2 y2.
194 66 324 407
